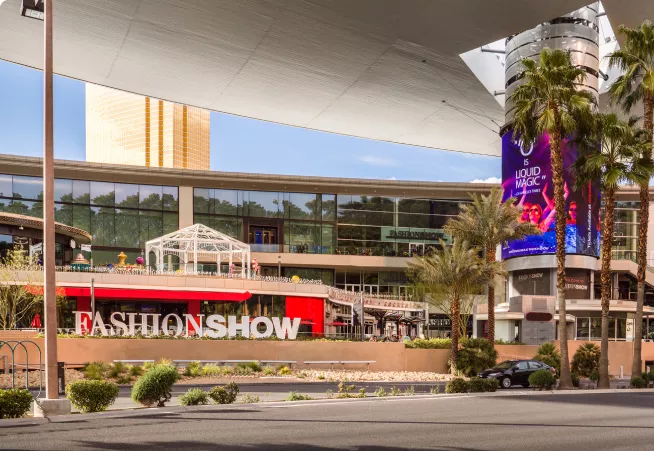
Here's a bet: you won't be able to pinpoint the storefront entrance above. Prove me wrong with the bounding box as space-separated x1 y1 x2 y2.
249 226 278 251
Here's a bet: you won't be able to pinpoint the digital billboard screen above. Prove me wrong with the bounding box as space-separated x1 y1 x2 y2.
501 131 600 259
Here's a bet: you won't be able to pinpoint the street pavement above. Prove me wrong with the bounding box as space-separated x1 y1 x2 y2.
3 391 654 450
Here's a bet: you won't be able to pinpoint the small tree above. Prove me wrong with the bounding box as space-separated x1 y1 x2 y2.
534 342 561 376
0 249 44 330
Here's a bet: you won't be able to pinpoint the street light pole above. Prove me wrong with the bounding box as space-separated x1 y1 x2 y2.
42 0 57 400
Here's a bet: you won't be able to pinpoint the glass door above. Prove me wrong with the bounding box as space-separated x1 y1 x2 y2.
248 226 278 252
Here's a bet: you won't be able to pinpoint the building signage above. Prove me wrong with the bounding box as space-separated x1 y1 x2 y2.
380 227 451 244
74 311 301 340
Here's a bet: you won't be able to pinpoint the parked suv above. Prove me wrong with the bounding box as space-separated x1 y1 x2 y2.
478 360 556 389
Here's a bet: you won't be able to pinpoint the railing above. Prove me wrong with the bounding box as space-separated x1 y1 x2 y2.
611 250 654 274
0 340 42 397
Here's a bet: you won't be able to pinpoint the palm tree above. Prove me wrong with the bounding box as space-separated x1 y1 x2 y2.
444 188 540 346
607 20 654 378
573 113 651 388
408 240 502 372
508 48 595 389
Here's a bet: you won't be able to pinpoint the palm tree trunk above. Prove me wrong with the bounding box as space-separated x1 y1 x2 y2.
451 295 460 375
632 95 654 378
599 187 616 389
550 127 573 389
487 247 496 347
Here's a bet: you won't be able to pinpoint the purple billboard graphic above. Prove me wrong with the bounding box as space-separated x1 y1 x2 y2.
501 130 600 259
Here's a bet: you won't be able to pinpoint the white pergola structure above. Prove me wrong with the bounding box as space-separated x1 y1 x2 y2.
145 224 251 277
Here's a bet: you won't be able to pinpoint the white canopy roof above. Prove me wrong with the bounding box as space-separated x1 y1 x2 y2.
145 224 251 276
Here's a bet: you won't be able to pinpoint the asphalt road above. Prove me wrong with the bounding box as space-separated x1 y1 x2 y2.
4 391 654 450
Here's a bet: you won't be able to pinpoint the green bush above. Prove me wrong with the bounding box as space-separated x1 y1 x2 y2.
0 389 32 419
277 365 292 375
528 369 556 391
201 364 223 377
66 380 119 413
445 378 469 394
83 361 109 380
571 372 580 388
534 343 561 376
589 370 600 384
131 364 179 407
454 338 498 377
234 366 254 376
374 387 387 397
179 388 210 406
286 391 313 401
221 366 234 376
241 394 260 403
183 361 203 377
236 361 262 373
129 365 144 378
390 386 401 396
430 385 440 394
571 343 601 378
108 362 125 379
209 382 240 404
631 376 648 389
262 367 277 376
404 338 452 349
403 386 415 396
468 377 498 393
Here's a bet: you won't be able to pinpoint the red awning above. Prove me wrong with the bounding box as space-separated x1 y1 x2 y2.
327 321 347 326
62 287 251 302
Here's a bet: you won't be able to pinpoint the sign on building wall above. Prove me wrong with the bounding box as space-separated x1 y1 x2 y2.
512 269 551 296
564 269 591 299
74 312 301 339
501 131 601 259
380 227 451 244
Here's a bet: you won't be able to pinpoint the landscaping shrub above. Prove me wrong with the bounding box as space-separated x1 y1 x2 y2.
454 338 498 377
262 367 277 376
209 382 239 404
404 386 415 396
234 366 254 376
336 381 357 398
180 388 210 406
468 377 498 393
83 361 109 381
241 394 260 403
528 369 556 391
589 370 600 385
571 372 580 388
201 364 223 377
325 389 334 399
108 362 125 379
404 338 451 349
389 386 401 396
0 388 32 419
430 385 440 394
131 364 179 407
221 366 234 376
631 376 648 389
571 343 601 378
534 343 561 376
66 380 119 413
236 361 261 373
445 378 469 394
286 391 313 401
277 365 292 375
129 365 144 378
183 361 203 377
374 387 387 397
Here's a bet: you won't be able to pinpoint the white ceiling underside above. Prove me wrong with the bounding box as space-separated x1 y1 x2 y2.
0 0 651 156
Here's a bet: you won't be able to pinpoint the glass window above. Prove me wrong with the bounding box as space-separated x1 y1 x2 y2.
139 185 162 210
54 179 73 203
140 211 163 247
213 189 238 215
516 362 529 370
617 318 626 339
321 225 334 254
55 203 73 226
115 184 140 208
162 186 178 211
245 191 279 218
528 361 543 369
194 188 210 214
285 193 319 220
0 199 9 212
322 194 336 221
9 200 35 216
73 205 91 232
287 222 320 253
90 182 115 206
590 318 602 340
0 174 12 198
73 180 90 204
91 206 115 246
13 176 42 200
213 217 242 240
114 209 140 248
163 212 179 235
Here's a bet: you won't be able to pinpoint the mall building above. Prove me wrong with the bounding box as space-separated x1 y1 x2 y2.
1 153 653 344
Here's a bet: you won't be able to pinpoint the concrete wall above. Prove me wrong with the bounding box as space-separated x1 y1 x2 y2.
0 336 450 373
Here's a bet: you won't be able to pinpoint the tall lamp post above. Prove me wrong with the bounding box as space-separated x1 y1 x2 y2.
20 0 69 416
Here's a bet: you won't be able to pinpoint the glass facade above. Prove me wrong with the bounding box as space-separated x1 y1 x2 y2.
609 201 639 262
194 188 461 256
0 175 179 264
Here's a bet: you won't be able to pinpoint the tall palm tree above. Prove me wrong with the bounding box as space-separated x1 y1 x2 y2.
408 240 502 372
573 113 651 388
508 49 595 389
444 188 540 346
607 20 654 378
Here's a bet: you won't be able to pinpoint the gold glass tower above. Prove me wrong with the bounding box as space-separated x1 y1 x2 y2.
86 85 210 170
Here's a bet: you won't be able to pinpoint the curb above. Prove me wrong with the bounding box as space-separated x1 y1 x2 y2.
2 387 653 427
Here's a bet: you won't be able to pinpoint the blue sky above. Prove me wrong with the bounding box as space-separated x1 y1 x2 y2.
0 59 500 182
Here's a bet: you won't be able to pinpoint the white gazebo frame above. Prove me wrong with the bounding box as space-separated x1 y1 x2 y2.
145 224 251 277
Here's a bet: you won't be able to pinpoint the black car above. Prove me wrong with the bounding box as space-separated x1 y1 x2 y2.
478 360 556 389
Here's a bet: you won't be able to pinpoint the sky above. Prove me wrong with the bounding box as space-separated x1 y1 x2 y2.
0 59 500 183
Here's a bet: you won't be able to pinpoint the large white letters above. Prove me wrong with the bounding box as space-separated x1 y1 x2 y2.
110 312 128 336
205 314 227 338
92 311 108 336
228 316 250 337
273 317 301 340
73 311 91 335
185 314 204 337
250 317 274 338
161 314 184 336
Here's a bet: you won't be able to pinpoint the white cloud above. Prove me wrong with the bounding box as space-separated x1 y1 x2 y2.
359 155 397 167
470 176 501 184
387 176 397 180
